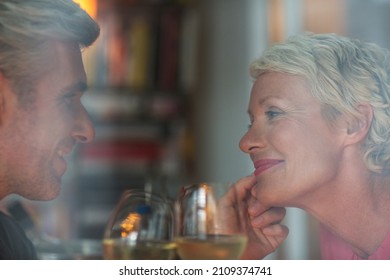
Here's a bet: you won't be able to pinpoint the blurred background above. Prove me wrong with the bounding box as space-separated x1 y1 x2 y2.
1 0 389 259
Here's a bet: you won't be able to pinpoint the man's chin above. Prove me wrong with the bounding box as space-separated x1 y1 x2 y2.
23 184 62 201
42 186 61 201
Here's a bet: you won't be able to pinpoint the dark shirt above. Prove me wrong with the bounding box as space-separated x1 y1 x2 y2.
0 211 37 259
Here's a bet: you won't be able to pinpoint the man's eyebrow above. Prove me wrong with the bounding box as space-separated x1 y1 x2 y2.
61 81 87 94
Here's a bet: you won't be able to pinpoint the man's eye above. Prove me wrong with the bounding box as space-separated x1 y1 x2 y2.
64 95 75 105
64 92 80 102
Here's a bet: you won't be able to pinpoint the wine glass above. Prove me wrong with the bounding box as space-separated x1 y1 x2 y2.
102 190 176 260
175 182 248 260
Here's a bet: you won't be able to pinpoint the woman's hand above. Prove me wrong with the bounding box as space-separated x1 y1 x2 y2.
219 174 289 259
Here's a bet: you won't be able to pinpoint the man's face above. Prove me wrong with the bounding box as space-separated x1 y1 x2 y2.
0 40 95 200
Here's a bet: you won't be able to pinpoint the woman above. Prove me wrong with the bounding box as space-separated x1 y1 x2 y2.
239 33 390 259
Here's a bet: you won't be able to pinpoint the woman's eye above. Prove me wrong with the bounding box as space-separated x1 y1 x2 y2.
265 109 282 120
247 118 254 129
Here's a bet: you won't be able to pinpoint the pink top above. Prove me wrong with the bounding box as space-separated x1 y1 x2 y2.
320 224 390 259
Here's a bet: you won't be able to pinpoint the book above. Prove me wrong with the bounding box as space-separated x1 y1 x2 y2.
178 8 199 92
156 6 181 91
125 10 155 90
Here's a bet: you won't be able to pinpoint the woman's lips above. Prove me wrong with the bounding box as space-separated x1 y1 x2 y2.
253 159 283 176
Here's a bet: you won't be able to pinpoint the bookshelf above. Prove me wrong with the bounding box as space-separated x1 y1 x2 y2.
72 0 199 239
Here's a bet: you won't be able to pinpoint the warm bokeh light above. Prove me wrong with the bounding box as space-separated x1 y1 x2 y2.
120 213 141 238
74 0 97 19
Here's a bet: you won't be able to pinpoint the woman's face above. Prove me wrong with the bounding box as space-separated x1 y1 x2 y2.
240 72 346 207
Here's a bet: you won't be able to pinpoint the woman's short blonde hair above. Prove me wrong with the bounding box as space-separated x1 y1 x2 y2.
250 33 390 173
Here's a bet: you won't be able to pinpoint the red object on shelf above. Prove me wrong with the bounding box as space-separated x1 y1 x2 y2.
157 6 181 90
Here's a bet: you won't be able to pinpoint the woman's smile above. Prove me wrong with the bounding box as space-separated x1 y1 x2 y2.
253 159 284 176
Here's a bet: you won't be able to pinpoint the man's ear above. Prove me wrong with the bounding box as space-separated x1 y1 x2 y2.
345 103 373 145
0 72 5 117
0 72 15 126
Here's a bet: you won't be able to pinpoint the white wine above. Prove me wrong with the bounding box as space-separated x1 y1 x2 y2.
176 234 247 260
102 239 177 260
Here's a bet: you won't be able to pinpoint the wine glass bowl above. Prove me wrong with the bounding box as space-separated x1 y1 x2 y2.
102 190 176 260
175 182 248 260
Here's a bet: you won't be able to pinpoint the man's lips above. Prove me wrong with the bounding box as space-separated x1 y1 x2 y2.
53 144 74 177
253 159 283 176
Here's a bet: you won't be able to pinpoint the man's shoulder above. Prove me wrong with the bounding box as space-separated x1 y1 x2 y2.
0 211 20 233
0 210 37 259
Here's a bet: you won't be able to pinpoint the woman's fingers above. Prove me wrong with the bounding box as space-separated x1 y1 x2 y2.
250 207 287 228
231 174 257 199
262 223 289 237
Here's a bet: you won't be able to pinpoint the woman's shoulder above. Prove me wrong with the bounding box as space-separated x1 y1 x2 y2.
368 230 390 260
319 223 390 260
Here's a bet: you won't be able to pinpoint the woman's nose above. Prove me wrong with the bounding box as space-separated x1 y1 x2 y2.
71 106 95 143
239 131 252 153
239 125 266 153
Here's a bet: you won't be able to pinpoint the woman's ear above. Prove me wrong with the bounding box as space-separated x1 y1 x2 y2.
345 103 373 145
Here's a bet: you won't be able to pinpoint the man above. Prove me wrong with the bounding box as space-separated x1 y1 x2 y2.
0 0 99 259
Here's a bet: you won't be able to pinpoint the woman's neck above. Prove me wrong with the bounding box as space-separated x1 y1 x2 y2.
300 161 390 258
